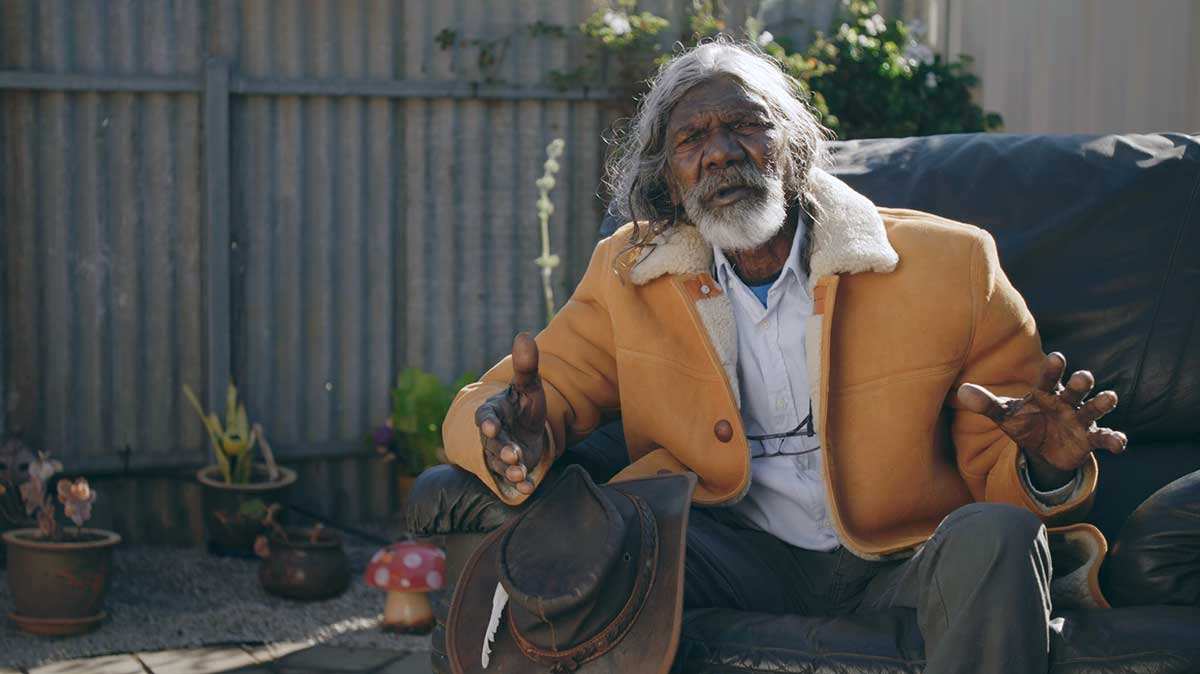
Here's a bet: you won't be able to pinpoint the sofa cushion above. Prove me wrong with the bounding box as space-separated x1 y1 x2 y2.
1091 440 1200 541
1104 469 1200 607
674 606 1200 674
828 132 1200 442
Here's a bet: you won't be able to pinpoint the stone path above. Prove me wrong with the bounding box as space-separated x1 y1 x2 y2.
1 644 431 674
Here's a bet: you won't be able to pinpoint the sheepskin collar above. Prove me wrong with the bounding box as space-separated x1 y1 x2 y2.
624 168 899 288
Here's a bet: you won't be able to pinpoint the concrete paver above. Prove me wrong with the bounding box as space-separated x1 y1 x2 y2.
374 653 433 674
27 655 145 674
8 644 429 674
242 642 314 665
272 646 401 672
136 646 259 674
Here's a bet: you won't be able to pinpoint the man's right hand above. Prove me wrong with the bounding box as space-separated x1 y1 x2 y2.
475 333 548 496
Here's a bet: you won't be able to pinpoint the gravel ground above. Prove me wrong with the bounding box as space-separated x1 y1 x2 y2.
0 540 431 669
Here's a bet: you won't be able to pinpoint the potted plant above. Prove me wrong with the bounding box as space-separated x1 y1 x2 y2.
185 382 296 556
371 369 474 500
252 503 349 601
2 451 121 636
0 437 36 565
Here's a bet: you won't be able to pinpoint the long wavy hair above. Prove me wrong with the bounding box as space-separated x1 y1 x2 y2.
604 38 832 271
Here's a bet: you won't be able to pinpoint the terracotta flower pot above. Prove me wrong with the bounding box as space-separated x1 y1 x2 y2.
257 527 350 601
3 528 121 636
197 464 297 557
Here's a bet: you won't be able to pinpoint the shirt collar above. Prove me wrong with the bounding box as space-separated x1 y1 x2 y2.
712 210 809 291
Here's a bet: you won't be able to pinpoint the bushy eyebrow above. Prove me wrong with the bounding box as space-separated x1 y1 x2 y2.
671 105 770 141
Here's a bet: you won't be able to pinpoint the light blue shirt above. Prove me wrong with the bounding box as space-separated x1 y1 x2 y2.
713 219 1081 552
713 221 841 551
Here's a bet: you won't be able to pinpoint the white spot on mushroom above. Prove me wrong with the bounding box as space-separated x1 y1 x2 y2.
401 577 411 588
426 570 444 590
404 553 422 569
374 567 390 586
371 550 384 563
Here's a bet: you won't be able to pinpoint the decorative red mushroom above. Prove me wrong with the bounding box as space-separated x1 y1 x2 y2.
364 540 446 633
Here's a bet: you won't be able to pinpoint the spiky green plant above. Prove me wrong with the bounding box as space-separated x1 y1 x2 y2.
184 382 259 484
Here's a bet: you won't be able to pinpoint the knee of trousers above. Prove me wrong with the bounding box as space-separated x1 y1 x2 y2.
933 502 1047 569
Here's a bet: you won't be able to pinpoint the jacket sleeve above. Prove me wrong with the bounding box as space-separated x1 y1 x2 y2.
441 236 621 505
949 230 1098 524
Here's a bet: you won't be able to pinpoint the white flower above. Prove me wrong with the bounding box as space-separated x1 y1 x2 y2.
907 18 927 39
905 41 935 66
864 14 887 36
603 10 631 36
925 72 938 89
757 30 774 47
29 451 62 482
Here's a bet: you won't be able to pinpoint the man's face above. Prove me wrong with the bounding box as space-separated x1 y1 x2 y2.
665 75 788 251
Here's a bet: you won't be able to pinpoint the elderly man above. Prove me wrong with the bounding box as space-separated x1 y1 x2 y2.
443 41 1127 674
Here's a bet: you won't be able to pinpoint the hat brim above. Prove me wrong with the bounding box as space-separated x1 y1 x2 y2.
447 472 696 674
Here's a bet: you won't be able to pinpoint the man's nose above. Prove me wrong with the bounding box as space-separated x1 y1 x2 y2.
703 130 746 172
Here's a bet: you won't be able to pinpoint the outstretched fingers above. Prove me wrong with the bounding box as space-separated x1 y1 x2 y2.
1077 390 1119 425
957 383 1009 424
1061 370 1095 408
1037 352 1067 393
1089 427 1128 454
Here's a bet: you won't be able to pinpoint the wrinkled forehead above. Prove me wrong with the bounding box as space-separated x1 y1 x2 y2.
666 75 769 135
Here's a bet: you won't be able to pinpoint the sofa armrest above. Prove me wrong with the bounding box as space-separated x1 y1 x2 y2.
1103 469 1200 607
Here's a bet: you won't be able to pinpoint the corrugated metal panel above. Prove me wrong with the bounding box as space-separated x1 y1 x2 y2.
2 0 207 471
1 0 697 471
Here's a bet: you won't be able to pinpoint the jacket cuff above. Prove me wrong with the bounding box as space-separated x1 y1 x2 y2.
1017 452 1082 506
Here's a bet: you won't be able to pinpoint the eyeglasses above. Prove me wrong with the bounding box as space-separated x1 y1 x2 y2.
746 401 819 459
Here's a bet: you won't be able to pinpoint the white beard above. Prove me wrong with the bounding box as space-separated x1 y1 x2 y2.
687 177 788 252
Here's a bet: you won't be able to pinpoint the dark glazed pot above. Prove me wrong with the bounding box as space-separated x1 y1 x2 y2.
197 464 297 557
257 527 350 600
3 528 121 636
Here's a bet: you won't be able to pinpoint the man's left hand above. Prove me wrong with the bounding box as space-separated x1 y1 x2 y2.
958 352 1128 489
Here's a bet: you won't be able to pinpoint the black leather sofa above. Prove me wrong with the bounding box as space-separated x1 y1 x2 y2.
406 132 1200 673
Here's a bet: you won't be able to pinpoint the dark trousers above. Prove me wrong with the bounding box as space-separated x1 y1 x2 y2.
684 503 1055 674
564 423 1055 672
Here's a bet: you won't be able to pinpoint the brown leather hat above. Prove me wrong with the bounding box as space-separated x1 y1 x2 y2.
447 465 696 674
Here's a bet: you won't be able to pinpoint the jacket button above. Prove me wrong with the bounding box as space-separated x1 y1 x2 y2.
714 420 733 443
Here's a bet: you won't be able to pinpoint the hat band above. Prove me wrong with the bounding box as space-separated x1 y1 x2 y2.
507 492 659 672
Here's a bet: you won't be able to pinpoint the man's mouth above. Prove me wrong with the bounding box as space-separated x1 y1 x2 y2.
709 184 751 207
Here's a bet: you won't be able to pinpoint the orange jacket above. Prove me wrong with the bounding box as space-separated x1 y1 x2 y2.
443 169 1097 559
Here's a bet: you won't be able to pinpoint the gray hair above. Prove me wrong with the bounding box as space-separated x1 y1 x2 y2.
605 39 831 248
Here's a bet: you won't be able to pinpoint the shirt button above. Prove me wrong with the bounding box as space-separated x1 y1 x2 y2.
775 399 787 410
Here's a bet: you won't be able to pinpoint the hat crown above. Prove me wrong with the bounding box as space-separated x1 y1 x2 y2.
498 466 631 620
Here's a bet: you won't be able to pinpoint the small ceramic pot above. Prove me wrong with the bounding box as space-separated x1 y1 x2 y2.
3 528 121 636
197 464 297 557
257 527 350 601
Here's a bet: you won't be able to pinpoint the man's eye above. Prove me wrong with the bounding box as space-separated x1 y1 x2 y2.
681 130 704 144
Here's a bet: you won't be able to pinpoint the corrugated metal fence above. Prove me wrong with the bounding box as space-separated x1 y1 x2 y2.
0 0 758 541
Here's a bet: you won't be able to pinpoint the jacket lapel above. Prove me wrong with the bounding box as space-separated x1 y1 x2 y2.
621 168 901 412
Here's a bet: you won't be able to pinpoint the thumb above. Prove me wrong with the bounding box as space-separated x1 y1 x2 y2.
511 332 540 391
957 383 1007 424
